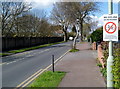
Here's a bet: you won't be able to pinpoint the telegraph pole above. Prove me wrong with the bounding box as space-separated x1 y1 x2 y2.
107 0 113 88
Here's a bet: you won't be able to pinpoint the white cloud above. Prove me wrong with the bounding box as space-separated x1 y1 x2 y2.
29 0 59 9
90 15 103 27
98 15 104 26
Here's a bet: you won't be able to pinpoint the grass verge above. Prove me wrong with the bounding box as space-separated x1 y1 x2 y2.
69 49 79 52
0 53 10 56
1 41 64 57
28 71 66 87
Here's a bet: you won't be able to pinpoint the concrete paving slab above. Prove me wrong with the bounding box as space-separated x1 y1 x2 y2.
54 42 106 87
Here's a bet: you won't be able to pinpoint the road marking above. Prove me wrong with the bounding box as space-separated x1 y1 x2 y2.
20 69 46 88
5 58 25 65
2 47 53 59
18 58 23 61
15 69 43 88
26 55 34 58
15 49 70 88
0 63 6 65
2 48 53 65
3 51 32 58
33 53 36 55
13 61 17 63
6 62 14 65
38 48 52 54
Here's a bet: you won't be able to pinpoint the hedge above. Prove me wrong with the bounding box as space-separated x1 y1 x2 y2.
89 27 103 42
101 42 120 89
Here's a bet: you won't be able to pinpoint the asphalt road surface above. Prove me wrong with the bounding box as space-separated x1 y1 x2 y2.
2 41 72 87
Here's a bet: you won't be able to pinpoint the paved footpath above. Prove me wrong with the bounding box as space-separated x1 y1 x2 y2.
54 42 106 87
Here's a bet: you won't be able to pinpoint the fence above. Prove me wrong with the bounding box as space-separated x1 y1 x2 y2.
2 37 63 51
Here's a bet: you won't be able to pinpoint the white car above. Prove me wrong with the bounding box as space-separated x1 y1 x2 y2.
69 37 73 40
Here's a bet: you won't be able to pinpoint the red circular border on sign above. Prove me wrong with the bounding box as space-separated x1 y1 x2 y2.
104 22 116 34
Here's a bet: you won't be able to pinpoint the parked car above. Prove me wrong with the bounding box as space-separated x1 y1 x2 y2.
69 37 73 41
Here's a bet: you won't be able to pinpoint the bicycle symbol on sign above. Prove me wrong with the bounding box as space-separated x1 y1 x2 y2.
105 22 116 34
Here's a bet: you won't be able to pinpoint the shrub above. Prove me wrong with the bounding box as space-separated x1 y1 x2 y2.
101 42 120 88
90 27 103 42
112 48 120 88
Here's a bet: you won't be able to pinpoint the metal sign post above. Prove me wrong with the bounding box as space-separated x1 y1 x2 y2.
105 1 118 88
107 0 113 88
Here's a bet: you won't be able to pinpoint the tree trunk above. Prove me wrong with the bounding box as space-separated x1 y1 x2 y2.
80 21 83 42
63 25 68 42
63 31 67 42
72 31 79 49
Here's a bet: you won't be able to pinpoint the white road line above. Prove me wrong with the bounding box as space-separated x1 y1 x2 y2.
12 61 16 63
54 49 70 63
3 51 32 58
0 63 5 65
18 59 23 61
26 55 34 58
20 69 45 88
33 53 36 55
6 63 10 65
38 48 52 54
16 49 70 88
2 48 53 65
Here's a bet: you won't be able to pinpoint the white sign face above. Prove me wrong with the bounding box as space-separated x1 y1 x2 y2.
103 14 118 41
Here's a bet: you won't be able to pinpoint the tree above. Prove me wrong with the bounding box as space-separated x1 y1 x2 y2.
37 18 53 37
29 10 53 37
83 21 98 39
14 14 39 37
72 25 77 33
51 2 98 49
14 13 54 37
49 25 63 37
50 3 70 42
58 2 98 49
1 2 31 37
68 25 76 38
60 2 98 41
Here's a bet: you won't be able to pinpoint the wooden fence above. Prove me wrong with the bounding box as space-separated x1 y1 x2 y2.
2 37 63 51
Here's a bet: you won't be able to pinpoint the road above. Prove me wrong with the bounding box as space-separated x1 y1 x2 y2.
2 41 72 87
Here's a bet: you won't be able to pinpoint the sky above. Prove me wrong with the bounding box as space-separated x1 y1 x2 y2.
93 2 118 27
29 0 119 28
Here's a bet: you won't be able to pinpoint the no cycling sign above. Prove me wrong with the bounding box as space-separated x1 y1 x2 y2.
103 14 118 41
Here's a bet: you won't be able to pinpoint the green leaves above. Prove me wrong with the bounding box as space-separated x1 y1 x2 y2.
112 50 120 89
90 27 103 42
28 71 66 87
101 42 120 89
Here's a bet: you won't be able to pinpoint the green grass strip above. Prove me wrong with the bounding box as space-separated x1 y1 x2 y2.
1 41 64 56
0 53 10 56
69 49 79 52
28 71 66 87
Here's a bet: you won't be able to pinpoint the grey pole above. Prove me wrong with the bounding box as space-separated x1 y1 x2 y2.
108 0 113 14
107 0 114 88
